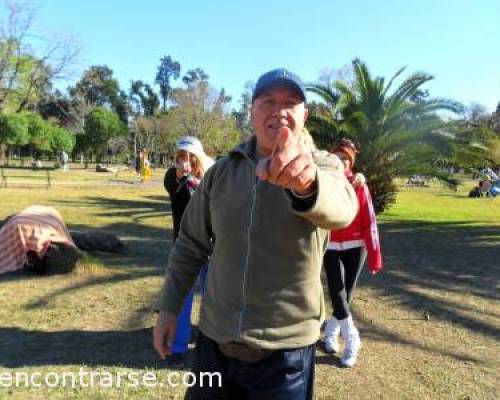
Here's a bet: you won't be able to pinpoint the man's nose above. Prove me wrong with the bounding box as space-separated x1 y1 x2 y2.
272 108 289 119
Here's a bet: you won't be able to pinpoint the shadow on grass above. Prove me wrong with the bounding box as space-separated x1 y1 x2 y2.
50 194 174 268
67 221 172 268
51 195 172 222
0 269 36 283
0 327 177 369
21 270 159 311
354 220 500 342
433 193 497 199
314 354 344 368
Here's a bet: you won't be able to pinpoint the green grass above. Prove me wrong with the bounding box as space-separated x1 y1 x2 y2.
0 171 498 399
385 178 500 225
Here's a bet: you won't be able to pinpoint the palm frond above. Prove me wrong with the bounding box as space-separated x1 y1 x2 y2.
382 66 407 98
385 72 434 115
306 83 339 107
415 97 465 114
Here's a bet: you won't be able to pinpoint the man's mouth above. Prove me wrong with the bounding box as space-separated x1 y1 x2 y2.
267 120 289 130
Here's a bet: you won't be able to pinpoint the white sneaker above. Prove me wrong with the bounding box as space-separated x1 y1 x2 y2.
323 318 340 353
324 335 340 353
340 330 361 368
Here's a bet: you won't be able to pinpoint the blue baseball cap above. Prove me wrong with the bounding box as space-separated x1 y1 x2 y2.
252 68 306 103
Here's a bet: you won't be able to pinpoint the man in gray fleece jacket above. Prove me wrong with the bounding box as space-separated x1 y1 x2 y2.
154 68 358 399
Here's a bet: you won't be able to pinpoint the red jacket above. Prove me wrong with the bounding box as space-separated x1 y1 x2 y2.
329 172 383 274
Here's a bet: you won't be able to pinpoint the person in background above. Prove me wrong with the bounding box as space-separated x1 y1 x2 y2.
140 147 152 182
479 176 493 197
60 151 69 171
134 150 141 176
162 136 214 365
0 206 80 275
323 138 383 368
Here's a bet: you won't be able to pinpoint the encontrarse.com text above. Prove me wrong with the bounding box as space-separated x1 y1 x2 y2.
0 369 222 389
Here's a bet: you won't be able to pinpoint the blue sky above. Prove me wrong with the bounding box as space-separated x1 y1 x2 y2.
30 0 500 111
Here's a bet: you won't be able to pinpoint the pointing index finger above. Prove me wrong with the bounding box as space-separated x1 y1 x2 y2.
273 126 295 155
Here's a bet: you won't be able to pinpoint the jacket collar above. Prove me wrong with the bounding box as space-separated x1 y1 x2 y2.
229 136 258 164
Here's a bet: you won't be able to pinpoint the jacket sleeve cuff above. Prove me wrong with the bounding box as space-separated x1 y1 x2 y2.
288 166 358 230
285 188 318 211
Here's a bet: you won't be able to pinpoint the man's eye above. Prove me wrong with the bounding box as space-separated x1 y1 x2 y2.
260 99 274 106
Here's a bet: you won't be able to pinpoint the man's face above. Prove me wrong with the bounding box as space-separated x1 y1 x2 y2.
250 86 308 157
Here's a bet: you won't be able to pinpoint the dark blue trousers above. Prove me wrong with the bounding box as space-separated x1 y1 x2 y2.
185 332 315 400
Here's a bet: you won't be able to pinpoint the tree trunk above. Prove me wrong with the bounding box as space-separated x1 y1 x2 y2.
0 145 6 164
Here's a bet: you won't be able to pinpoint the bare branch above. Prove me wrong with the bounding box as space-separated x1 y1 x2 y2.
0 0 80 111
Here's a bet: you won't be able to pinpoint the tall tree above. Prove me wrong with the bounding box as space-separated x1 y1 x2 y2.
69 65 128 123
491 103 500 133
112 89 129 123
155 55 180 110
133 115 165 159
0 112 30 148
129 80 161 158
70 65 118 107
182 68 209 87
129 80 160 116
26 112 52 152
165 79 239 155
49 125 74 153
232 80 254 140
448 109 500 170
37 90 83 131
0 110 74 160
82 107 126 161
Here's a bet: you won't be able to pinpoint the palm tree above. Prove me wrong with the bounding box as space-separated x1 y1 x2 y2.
307 59 464 212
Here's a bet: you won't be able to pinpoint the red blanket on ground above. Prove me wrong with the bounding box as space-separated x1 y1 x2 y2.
0 206 77 274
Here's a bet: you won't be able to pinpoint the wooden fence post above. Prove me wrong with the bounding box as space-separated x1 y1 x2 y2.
1 168 6 188
46 170 52 189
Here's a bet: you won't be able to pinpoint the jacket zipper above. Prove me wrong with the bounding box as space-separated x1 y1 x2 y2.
237 175 259 337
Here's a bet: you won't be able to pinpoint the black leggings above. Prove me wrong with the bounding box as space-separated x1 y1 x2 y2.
324 247 366 321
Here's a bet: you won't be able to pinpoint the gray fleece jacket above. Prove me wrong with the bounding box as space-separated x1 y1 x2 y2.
157 136 358 349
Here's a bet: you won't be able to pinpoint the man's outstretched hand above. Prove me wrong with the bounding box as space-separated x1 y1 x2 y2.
256 127 317 196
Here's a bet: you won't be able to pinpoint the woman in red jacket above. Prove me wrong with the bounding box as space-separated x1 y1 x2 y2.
323 138 383 368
